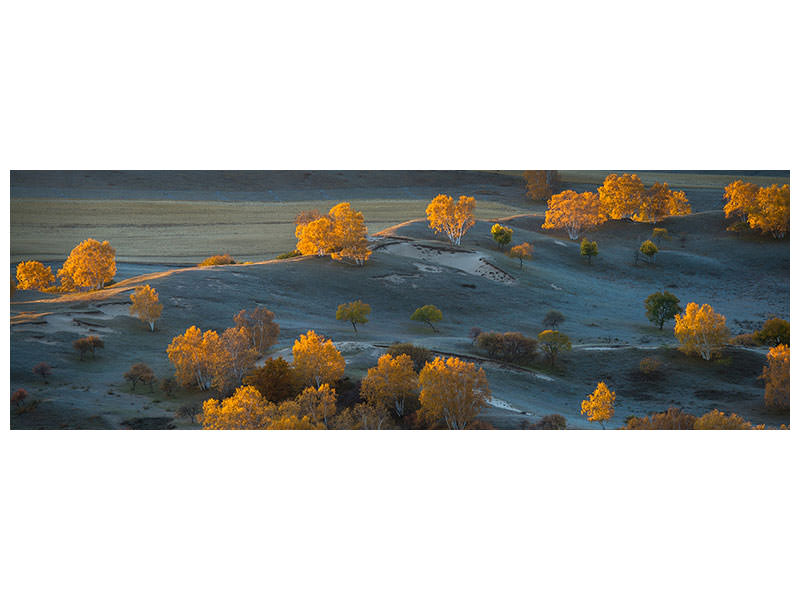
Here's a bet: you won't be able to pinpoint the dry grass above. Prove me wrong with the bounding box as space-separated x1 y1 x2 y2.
11 197 522 263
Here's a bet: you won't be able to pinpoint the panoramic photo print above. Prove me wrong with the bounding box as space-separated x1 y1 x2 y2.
9 170 790 430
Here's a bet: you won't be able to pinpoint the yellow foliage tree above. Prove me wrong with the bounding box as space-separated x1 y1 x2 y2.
129 285 163 331
57 238 116 291
425 194 476 246
581 381 616 428
233 307 280 353
542 190 607 240
296 383 338 427
295 202 372 265
361 353 418 417
15 260 55 291
749 184 789 239
723 180 760 224
598 173 645 220
674 302 730 360
292 330 345 387
523 170 559 202
636 182 692 223
166 326 229 390
200 386 324 430
763 344 789 410
509 242 533 268
418 356 490 429
220 326 260 389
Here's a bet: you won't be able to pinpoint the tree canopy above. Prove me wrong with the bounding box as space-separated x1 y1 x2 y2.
16 260 55 291
411 305 443 333
644 291 681 330
418 356 490 429
58 238 116 291
542 190 607 240
295 202 372 265
336 300 371 333
129 285 163 331
674 302 730 360
426 194 476 246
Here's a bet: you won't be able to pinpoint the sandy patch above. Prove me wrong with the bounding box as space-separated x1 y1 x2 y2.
378 242 515 285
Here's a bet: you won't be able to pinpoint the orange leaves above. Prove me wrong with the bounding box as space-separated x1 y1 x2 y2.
581 381 616 427
295 202 372 265
292 330 345 387
723 180 760 223
129 285 163 331
509 242 533 268
15 260 55 291
233 307 280 353
673 302 730 360
425 194 476 245
763 344 789 410
57 238 116 291
296 384 338 427
361 353 418 417
749 184 790 239
166 326 227 391
598 174 691 223
200 385 323 430
542 190 606 239
418 356 490 429
693 409 751 430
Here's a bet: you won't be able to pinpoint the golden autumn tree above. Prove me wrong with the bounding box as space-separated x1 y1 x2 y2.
292 330 345 387
233 307 280 353
295 383 338 428
129 285 163 332
166 326 229 391
598 173 645 220
542 190 607 240
693 409 752 430
509 242 533 268
418 356 490 429
673 302 730 360
361 353 419 417
200 385 325 430
522 170 559 202
581 381 616 428
763 344 789 411
295 202 371 265
636 182 692 223
15 260 55 291
220 327 260 390
749 183 790 239
425 194 476 246
723 180 760 224
57 238 116 291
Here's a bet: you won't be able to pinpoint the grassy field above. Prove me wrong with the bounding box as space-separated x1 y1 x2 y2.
10 197 524 263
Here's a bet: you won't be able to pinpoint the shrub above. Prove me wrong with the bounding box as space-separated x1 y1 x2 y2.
74 336 104 360
694 409 752 430
533 414 567 430
542 310 565 329
11 389 28 408
175 402 201 423
580 238 598 264
756 318 789 347
387 343 433 372
160 377 178 398
652 227 670 242
624 407 697 430
476 331 537 364
243 357 296 404
638 357 662 377
469 327 482 344
639 240 658 263
762 344 789 411
198 254 236 267
731 332 760 347
538 330 571 366
276 249 302 260
33 362 51 383
124 363 156 391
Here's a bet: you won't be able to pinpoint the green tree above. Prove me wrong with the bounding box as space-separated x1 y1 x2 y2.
490 223 513 248
336 300 371 333
644 291 681 330
639 240 658 264
538 330 571 366
411 305 443 333
580 238 598 264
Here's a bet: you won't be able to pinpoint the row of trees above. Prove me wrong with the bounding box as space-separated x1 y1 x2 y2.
541 174 692 240
723 180 790 238
15 238 117 292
